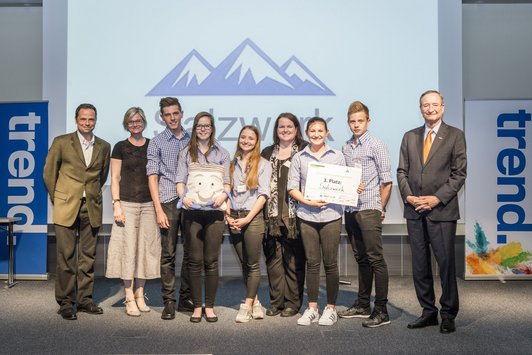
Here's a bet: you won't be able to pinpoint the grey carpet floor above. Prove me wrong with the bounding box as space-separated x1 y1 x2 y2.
1 276 531 354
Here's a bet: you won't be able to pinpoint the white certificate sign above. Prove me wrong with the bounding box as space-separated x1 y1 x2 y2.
304 162 362 207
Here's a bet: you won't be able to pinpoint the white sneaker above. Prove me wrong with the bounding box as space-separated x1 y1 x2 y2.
252 300 264 319
235 303 252 323
297 308 320 326
318 307 338 326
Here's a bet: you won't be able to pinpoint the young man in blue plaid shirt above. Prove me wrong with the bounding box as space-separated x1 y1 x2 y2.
147 97 192 320
339 101 392 328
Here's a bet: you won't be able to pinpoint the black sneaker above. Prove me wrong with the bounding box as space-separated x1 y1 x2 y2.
362 310 391 328
337 303 371 319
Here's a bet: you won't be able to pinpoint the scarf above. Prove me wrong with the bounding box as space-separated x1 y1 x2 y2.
267 142 300 239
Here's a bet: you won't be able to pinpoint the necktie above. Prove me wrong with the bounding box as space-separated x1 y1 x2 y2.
423 129 433 164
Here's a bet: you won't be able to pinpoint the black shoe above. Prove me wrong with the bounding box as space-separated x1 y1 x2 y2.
161 301 176 320
78 303 103 315
58 307 77 320
362 310 391 328
407 315 439 329
190 315 202 323
281 307 299 317
206 315 218 323
337 302 371 319
266 307 282 316
440 318 456 334
177 298 194 312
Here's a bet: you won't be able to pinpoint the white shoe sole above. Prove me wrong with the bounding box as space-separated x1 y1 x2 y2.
235 317 252 323
362 320 391 328
338 314 371 319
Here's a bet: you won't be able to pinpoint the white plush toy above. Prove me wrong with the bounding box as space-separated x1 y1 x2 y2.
185 163 227 210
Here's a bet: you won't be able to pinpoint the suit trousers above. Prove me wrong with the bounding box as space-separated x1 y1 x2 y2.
54 199 99 309
263 228 305 310
298 218 341 305
159 200 190 303
407 217 459 319
183 209 225 308
345 209 389 311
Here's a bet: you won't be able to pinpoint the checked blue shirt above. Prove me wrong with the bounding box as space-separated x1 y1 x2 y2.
146 127 191 203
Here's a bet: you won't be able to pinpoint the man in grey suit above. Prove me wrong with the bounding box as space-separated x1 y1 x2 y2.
44 103 111 320
397 90 467 334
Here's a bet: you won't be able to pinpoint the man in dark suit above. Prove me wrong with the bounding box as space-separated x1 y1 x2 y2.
397 90 467 334
43 103 111 320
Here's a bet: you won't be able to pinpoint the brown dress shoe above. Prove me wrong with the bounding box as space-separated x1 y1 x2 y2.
58 307 77 320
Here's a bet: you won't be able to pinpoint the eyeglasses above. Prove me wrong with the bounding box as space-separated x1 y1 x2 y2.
196 124 212 130
128 119 144 126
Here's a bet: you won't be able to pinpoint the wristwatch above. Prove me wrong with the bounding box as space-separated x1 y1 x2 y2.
112 199 121 205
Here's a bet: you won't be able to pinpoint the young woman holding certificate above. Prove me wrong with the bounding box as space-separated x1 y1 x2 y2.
176 112 231 323
226 125 272 323
287 117 346 326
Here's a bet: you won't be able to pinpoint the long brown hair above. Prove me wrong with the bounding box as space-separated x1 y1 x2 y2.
230 125 262 189
187 111 216 163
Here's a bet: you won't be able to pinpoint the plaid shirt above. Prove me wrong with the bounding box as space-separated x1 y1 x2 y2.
342 131 392 212
146 127 191 203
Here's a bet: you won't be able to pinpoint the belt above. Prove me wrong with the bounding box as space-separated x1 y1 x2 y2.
230 209 250 218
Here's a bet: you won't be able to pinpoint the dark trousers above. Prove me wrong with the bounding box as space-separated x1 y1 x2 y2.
263 228 305 310
407 218 459 320
345 210 389 311
183 209 225 308
160 200 190 303
298 218 341 305
54 200 99 309
230 212 265 300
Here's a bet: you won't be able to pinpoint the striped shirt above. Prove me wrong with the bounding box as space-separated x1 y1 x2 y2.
342 131 392 212
287 144 346 223
146 127 191 203
229 157 272 211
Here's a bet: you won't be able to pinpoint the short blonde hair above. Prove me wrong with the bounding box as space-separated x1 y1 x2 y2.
347 101 369 120
122 107 147 130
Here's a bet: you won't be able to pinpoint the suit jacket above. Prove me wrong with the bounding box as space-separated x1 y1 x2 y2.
397 122 467 221
43 132 111 228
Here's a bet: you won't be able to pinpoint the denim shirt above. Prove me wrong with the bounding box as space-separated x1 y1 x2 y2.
229 157 272 211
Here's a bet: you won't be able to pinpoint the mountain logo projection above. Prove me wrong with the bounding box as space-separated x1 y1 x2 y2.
147 38 334 96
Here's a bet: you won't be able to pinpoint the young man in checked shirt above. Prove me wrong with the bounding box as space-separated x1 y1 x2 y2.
339 101 392 328
147 97 192 320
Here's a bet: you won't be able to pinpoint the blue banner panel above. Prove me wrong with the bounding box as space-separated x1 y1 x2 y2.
0 101 48 278
465 100 532 280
